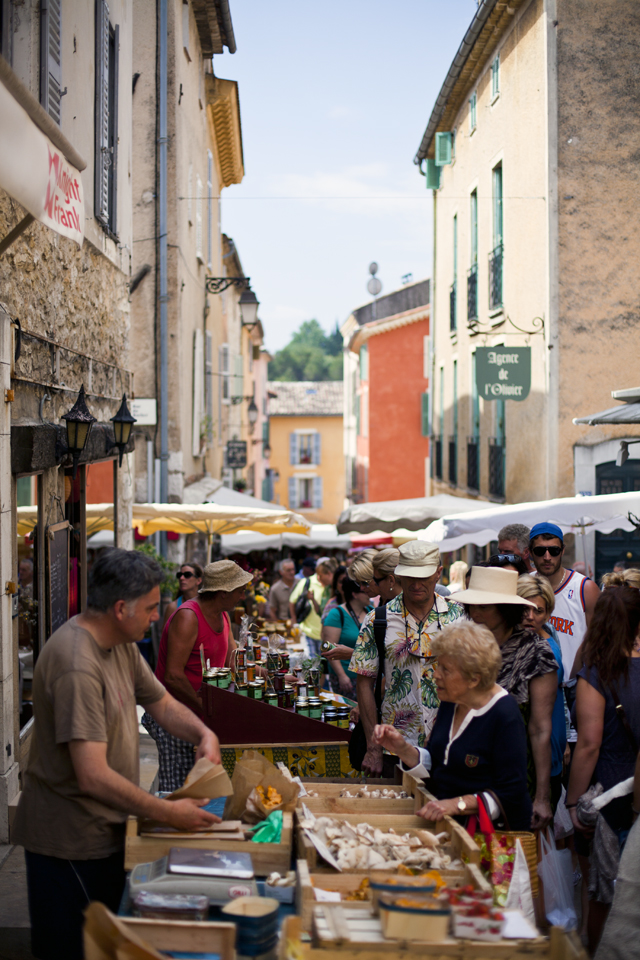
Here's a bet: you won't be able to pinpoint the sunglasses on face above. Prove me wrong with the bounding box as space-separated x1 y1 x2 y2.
354 579 372 589
373 575 387 585
491 553 519 564
531 545 563 558
177 571 195 579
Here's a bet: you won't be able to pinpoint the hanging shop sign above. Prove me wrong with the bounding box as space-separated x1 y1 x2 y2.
0 78 84 246
226 439 247 469
475 346 531 402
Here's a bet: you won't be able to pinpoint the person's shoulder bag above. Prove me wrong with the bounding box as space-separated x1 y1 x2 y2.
348 605 387 771
600 683 639 832
294 577 312 623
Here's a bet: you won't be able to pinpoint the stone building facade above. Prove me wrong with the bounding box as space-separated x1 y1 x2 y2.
417 0 640 538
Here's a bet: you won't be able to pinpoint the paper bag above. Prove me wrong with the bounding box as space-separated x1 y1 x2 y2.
504 839 536 927
167 757 233 801
84 903 165 960
223 749 300 823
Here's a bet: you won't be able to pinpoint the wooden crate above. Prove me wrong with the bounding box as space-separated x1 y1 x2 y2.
295 811 480 871
279 913 589 959
124 810 293 874
115 917 236 960
295 858 490 933
300 795 415 815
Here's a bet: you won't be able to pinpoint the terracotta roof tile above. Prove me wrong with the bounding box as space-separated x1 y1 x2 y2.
267 381 343 417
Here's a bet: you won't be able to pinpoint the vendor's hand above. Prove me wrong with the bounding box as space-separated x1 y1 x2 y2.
165 797 221 832
195 728 221 766
569 806 594 836
418 798 457 821
324 644 355 661
563 744 571 769
337 674 354 696
350 706 360 724
372 723 407 757
361 744 383 777
531 797 553 830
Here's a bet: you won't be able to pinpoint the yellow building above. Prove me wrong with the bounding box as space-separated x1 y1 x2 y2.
268 382 345 525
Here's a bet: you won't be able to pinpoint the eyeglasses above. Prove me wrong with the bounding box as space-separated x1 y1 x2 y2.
373 575 387 585
531 545 563 558
491 553 519 564
354 579 372 589
177 571 195 579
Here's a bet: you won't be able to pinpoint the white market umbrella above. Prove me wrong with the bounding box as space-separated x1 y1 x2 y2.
221 524 351 556
336 493 482 535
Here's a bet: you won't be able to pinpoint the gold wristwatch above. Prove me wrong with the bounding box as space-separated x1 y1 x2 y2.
457 796 467 812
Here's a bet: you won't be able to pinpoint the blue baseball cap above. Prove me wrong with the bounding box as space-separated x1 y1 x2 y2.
529 522 563 543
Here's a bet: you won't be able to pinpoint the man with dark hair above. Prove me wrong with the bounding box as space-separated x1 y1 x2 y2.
497 523 534 572
13 549 222 960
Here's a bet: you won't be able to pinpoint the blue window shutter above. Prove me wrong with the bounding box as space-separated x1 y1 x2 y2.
94 0 110 223
288 477 297 509
289 432 298 465
435 132 452 166
313 432 321 465
425 159 441 190
312 477 323 510
41 0 62 124
421 393 429 437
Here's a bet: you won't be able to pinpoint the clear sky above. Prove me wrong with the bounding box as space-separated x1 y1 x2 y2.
215 1 477 353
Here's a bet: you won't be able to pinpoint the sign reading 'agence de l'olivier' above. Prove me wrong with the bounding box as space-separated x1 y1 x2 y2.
475 346 531 402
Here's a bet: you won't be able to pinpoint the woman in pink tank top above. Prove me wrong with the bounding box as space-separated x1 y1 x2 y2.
142 560 253 791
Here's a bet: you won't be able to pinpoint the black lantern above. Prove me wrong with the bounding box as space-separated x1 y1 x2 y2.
61 385 97 478
247 398 259 427
262 442 271 460
109 394 137 466
238 287 259 330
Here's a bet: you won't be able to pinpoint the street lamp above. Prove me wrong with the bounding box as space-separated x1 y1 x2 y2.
238 287 260 331
262 442 271 460
109 394 137 466
59 385 97 478
247 398 259 426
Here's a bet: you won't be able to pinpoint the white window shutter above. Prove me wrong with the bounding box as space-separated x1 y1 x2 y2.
195 176 203 261
313 432 321 465
205 331 213 444
192 330 204 457
207 152 213 270
233 354 243 401
188 165 193 224
289 432 298 465
312 476 323 510
41 0 62 124
288 477 297 509
94 0 110 224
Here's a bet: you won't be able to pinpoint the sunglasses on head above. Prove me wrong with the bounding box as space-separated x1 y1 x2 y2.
490 553 519 564
532 545 563 558
177 571 195 579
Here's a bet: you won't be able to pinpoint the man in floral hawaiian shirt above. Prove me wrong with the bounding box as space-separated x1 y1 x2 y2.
350 540 463 776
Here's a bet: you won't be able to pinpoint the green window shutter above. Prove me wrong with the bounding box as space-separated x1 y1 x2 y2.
425 159 441 190
421 393 429 437
492 56 500 97
469 92 477 130
435 132 452 166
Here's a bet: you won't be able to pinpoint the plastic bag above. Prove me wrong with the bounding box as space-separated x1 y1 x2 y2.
554 785 574 841
251 810 283 844
504 839 536 927
538 829 577 930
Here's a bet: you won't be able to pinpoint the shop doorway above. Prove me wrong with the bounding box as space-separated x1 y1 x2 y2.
595 460 640 580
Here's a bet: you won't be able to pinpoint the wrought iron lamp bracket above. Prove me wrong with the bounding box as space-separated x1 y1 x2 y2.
468 314 545 341
205 276 251 294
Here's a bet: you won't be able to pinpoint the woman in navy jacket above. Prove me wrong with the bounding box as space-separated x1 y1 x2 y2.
374 620 531 830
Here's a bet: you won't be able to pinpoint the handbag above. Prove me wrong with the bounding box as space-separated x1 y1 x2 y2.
294 578 312 623
348 606 386 771
467 793 539 902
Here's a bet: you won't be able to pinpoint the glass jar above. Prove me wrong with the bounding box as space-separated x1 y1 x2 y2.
323 708 339 726
284 684 295 709
295 698 310 717
246 662 256 683
248 682 263 700
217 669 231 689
266 692 279 707
235 684 248 697
307 698 323 720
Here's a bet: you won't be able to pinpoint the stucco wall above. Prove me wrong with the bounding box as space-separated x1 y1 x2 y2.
270 414 345 525
367 319 430 501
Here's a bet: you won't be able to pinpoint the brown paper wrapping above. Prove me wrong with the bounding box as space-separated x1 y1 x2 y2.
222 749 300 823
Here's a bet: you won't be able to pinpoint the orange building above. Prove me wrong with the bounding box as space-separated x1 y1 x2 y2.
342 280 431 504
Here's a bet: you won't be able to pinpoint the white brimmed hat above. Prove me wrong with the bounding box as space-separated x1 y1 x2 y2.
198 560 253 594
394 540 441 578
453 566 536 606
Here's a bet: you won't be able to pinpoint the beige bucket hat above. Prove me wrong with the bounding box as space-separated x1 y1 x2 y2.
394 540 441 578
453 566 536 606
198 560 253 594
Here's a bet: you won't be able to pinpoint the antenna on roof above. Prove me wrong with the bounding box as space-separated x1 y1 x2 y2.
367 262 382 320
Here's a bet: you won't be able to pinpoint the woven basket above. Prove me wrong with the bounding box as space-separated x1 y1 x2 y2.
494 830 539 898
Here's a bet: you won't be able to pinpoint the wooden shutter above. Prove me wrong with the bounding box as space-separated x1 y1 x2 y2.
289 432 298 465
41 0 62 124
94 0 110 224
207 151 213 269
219 343 229 403
205 331 213 443
312 477 323 510
195 176 203 261
312 432 321 465
425 159 441 190
233 353 243 401
192 330 204 457
288 477 297 509
421 392 429 437
435 132 452 166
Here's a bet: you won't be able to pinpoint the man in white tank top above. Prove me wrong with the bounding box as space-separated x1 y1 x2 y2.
529 522 600 679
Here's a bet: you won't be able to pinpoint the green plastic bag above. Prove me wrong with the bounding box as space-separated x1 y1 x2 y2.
251 810 282 844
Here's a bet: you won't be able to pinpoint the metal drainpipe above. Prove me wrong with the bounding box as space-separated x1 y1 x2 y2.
158 0 169 508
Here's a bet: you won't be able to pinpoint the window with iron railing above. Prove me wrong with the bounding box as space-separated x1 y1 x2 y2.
467 437 479 491
467 264 478 322
448 435 458 485
450 282 457 333
488 437 505 498
434 437 443 480
489 244 503 310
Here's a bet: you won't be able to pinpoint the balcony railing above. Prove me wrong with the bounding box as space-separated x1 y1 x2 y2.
488 437 505 498
467 263 478 322
448 436 458 486
434 436 443 480
449 281 457 333
467 437 479 491
489 243 503 310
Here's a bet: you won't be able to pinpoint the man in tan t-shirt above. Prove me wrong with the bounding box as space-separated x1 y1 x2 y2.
266 559 296 620
12 549 223 960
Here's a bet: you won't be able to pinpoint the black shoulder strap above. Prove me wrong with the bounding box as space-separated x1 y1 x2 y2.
372 605 387 714
338 606 345 628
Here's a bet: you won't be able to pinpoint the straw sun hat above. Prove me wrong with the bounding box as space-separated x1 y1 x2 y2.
198 560 253 594
453 566 536 607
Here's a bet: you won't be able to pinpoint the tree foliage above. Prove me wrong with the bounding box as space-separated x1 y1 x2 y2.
269 319 343 381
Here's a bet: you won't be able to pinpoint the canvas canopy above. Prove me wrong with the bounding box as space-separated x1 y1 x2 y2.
336 493 482 535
